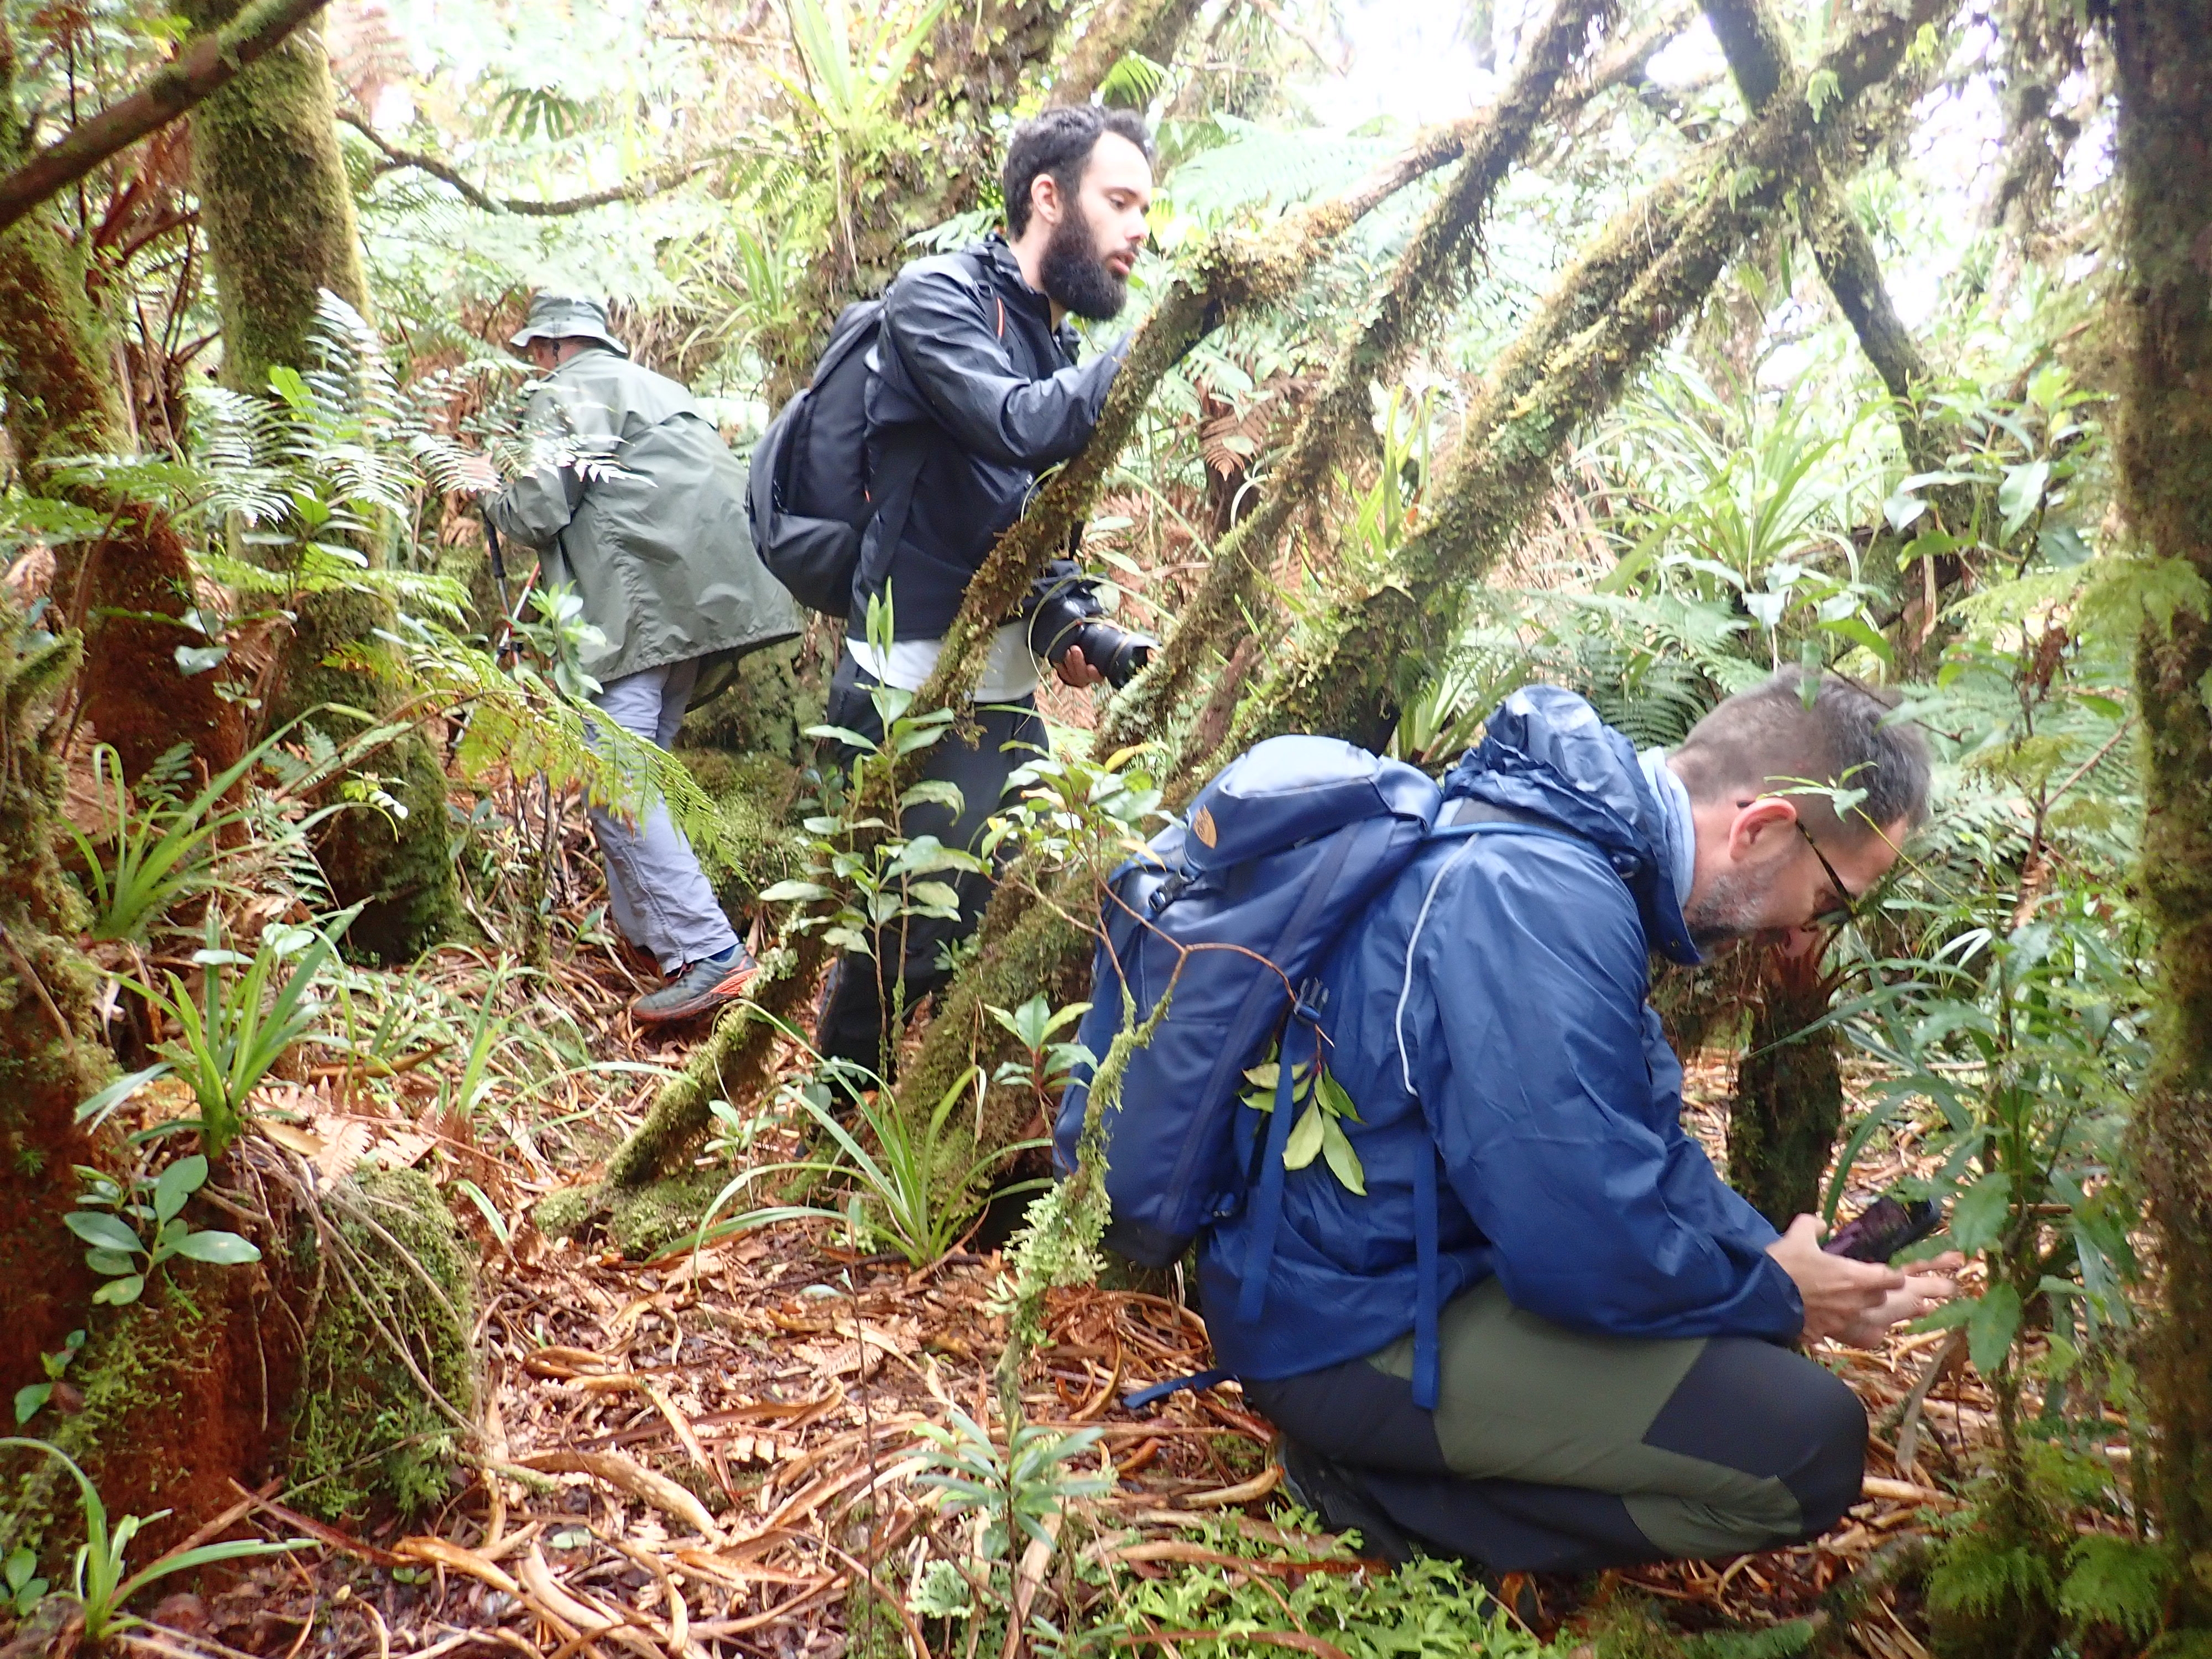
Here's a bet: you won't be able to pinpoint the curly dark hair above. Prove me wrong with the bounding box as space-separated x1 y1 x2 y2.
1001 106 1154 237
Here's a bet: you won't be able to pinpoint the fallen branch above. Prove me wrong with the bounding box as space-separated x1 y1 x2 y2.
0 0 328 234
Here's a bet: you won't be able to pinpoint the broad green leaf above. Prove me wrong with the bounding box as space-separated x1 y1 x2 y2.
1968 1282 2023 1376
1320 1117 1366 1195
92 1274 145 1306
172 1229 262 1265
65 1212 143 1255
153 1154 208 1223
1997 460 2051 542
1282 1101 1325 1170
801 724 880 754
1317 1070 1361 1124
1243 1062 1280 1091
1950 1171 2012 1254
13 1384 52 1426
84 1249 137 1276
758 880 832 904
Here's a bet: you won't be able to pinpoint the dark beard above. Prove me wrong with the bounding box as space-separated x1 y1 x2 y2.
1038 208 1128 321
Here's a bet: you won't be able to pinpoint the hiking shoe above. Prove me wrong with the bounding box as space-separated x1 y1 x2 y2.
631 948 760 1025
1276 1439 1418 1567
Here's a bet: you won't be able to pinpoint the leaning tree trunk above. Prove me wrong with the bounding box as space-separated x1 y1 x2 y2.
2111 0 2212 1620
1225 0 1944 757
181 0 459 962
907 0 1937 1194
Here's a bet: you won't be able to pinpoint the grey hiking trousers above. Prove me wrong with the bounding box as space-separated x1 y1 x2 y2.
588 659 740 974
1244 1277 1866 1573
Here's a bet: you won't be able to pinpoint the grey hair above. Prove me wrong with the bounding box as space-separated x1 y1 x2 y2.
1670 669 1933 844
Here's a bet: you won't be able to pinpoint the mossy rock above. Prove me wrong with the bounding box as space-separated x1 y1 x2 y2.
288 1167 478 1520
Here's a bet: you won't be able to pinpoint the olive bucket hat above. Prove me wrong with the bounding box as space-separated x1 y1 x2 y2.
509 292 628 356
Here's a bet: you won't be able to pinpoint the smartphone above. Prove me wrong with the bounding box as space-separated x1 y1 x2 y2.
1822 1195 1943 1264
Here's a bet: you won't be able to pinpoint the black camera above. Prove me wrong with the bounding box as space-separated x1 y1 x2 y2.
1028 591 1159 690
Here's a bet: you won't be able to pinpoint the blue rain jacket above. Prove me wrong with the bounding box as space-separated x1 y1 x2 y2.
1199 687 1804 1382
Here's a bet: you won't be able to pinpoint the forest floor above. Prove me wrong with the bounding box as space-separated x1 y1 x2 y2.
36 794 2047 1659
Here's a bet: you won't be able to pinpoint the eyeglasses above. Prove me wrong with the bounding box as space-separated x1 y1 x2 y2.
1796 821 1864 928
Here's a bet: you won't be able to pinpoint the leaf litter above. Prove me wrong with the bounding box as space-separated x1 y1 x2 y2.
61 817 2069 1659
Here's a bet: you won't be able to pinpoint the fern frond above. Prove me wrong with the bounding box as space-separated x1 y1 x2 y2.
2058 1535 2172 1641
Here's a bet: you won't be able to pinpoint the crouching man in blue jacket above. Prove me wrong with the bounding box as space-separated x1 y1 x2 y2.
1211 671 1958 1572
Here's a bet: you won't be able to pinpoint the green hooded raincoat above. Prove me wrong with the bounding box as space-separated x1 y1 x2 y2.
486 345 800 687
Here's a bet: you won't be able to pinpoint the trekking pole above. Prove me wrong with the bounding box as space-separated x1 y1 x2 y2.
482 514 536 666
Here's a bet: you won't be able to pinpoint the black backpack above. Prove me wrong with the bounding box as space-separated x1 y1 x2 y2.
748 248 1001 618
747 299 885 617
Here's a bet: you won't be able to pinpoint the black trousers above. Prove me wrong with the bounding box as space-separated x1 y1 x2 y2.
1244 1279 1866 1574
813 649 1048 1072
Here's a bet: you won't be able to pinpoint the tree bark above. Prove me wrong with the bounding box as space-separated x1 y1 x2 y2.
1725 941 1844 1227
180 0 459 962
0 18 246 781
2110 0 2212 1610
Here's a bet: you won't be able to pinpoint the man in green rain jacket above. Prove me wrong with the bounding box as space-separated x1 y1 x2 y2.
481 293 801 1023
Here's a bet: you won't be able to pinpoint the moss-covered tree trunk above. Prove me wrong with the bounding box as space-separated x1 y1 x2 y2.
2111 0 2212 1616
1226 0 1941 757
762 0 1070 401
180 0 458 961
1725 940 1843 1227
0 20 247 784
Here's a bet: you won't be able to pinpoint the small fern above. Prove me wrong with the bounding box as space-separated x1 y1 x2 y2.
2058 1535 2173 1642
1926 1531 2059 1620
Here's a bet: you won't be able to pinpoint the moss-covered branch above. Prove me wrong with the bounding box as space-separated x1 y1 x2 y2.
917 0 1620 729
1100 0 1620 749
2111 0 2212 1610
0 0 327 233
1222 0 1947 754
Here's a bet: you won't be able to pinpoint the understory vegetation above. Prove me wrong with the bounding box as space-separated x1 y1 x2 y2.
3 0 2209 1653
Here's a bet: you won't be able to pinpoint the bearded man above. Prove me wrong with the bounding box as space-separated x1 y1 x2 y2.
815 105 1157 1070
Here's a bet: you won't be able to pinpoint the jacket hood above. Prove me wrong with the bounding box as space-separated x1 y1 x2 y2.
1442 685 1700 964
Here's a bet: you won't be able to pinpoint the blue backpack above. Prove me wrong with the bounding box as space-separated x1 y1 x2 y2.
1052 735 1441 1295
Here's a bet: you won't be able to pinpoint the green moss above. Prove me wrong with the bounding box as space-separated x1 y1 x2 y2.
289 1169 477 1520
680 748 811 908
606 1167 736 1260
273 591 462 964
531 1186 601 1240
178 0 367 387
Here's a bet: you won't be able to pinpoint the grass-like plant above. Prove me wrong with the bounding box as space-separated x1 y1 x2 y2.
0 1439 308 1637
106 909 356 1161
691 1034 1048 1269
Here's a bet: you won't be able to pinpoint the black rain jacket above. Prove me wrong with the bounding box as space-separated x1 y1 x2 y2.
854 234 1120 642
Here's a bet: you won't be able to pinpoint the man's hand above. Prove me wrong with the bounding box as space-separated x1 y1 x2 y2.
1768 1214 1960 1347
1055 645 1105 690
